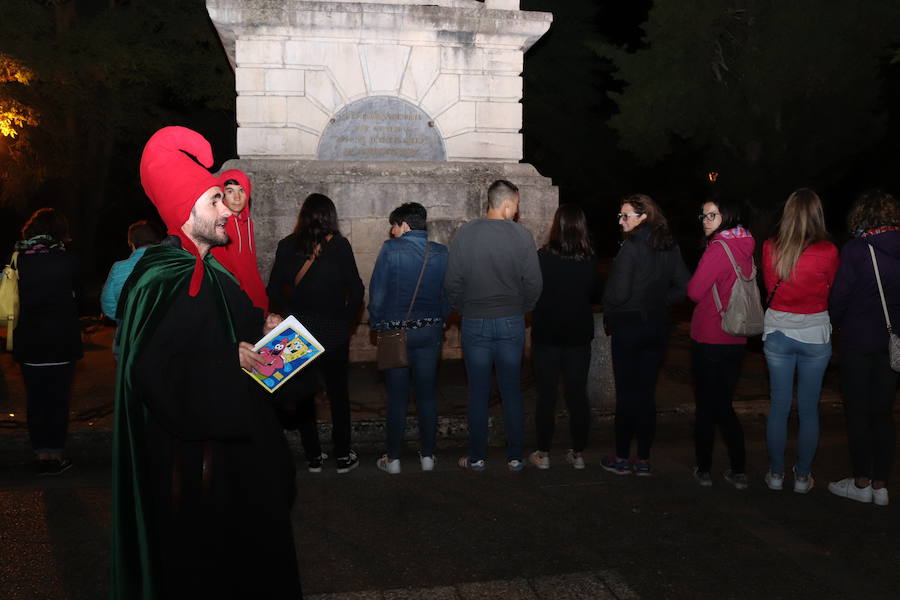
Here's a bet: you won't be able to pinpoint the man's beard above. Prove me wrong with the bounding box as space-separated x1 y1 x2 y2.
192 214 229 248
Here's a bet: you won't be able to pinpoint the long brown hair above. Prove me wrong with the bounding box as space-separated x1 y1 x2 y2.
545 204 593 260
292 193 339 257
621 193 675 250
771 188 828 281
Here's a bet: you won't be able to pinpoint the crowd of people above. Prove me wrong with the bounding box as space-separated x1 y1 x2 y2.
5 125 899 597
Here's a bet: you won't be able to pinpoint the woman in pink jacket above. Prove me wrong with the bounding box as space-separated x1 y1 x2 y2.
687 198 754 490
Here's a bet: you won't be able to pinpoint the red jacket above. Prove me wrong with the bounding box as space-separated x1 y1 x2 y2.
762 239 838 314
210 170 269 314
687 227 755 344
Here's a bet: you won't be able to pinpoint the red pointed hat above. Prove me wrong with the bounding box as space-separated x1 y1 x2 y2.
139 126 221 296
140 126 220 238
218 168 252 200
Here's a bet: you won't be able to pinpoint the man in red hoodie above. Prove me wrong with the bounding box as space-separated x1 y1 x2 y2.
211 169 269 313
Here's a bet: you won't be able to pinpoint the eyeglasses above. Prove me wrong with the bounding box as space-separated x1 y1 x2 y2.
617 212 641 221
698 212 720 222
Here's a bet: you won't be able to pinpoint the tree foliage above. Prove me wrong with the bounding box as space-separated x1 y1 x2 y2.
596 0 900 202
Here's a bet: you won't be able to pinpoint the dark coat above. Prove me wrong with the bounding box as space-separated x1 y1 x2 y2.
112 246 300 600
531 250 599 346
830 230 900 354
13 247 83 363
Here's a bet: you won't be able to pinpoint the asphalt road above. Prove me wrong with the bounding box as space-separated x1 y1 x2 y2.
2 414 899 600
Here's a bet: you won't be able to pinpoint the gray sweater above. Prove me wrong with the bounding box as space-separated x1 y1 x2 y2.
444 218 543 318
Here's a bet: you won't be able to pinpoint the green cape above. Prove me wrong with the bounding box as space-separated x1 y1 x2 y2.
109 246 237 600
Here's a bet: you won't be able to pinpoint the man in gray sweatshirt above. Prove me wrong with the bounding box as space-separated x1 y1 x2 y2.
444 179 543 471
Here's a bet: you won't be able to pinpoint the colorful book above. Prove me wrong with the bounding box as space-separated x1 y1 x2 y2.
243 315 324 393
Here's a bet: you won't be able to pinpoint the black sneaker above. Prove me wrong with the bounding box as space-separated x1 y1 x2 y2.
307 453 328 473
335 449 359 474
42 458 72 476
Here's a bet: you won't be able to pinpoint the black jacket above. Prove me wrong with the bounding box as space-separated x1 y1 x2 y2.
602 228 689 327
532 251 600 345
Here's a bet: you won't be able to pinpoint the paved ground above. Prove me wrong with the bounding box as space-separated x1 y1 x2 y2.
1 320 898 599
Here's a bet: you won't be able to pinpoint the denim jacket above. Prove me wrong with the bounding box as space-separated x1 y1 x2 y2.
368 230 450 331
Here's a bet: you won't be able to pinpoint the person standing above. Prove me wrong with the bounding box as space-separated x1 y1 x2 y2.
762 188 838 494
12 208 83 475
528 204 598 470
601 194 689 477
111 126 301 599
368 202 450 474
445 179 542 472
267 193 365 474
686 198 753 489
100 220 163 356
210 169 269 314
828 190 900 506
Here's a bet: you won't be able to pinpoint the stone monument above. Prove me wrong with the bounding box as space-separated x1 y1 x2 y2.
206 0 558 361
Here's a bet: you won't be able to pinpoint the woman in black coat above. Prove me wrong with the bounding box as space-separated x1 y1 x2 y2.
12 208 83 475
267 193 364 474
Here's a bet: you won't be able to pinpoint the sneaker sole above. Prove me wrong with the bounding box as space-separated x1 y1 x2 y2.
307 466 323 473
601 465 632 476
336 462 359 474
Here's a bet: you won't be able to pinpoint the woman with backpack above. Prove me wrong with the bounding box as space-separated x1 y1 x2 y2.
762 188 838 494
686 198 754 489
828 190 900 507
601 194 690 476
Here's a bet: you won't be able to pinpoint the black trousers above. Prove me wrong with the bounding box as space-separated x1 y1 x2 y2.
840 350 898 482
21 362 75 453
533 343 592 453
691 341 746 473
609 319 668 460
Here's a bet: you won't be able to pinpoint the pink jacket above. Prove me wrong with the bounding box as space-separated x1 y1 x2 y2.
687 227 756 344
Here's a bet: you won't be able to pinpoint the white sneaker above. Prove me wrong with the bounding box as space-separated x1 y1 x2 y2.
376 455 401 474
565 449 586 470
764 471 784 491
873 487 890 506
792 466 814 494
528 450 550 470
827 478 873 503
419 452 435 471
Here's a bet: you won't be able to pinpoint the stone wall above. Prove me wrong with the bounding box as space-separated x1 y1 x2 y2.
207 0 552 162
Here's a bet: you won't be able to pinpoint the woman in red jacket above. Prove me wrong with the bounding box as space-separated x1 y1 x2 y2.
762 189 838 494
687 198 754 489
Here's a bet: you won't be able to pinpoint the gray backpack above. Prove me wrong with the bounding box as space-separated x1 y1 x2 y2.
711 239 764 337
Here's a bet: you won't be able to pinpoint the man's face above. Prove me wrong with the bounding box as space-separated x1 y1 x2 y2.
186 186 230 248
223 183 247 215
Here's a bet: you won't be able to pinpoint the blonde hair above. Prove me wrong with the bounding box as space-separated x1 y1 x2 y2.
771 188 828 281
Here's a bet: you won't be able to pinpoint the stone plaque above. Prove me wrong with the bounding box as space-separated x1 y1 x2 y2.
317 96 446 162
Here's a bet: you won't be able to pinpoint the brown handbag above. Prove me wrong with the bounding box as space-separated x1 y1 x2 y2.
376 242 430 370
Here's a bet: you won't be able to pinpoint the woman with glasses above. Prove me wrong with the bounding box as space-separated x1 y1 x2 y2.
686 198 754 489
828 190 900 506
762 188 838 494
601 194 689 476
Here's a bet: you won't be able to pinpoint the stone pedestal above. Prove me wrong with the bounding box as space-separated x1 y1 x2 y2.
588 313 615 409
207 0 558 360
222 158 558 360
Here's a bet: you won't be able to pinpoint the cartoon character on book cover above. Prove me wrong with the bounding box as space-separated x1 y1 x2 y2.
247 319 323 392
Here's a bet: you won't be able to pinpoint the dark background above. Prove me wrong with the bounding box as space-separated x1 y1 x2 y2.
3 0 900 295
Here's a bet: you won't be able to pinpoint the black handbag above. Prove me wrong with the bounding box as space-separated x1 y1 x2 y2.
376 242 430 370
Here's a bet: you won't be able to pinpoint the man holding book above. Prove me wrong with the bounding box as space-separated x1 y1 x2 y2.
110 126 302 599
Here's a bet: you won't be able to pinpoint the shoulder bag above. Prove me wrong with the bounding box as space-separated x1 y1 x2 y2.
868 244 900 371
376 243 431 370
0 252 19 351
711 240 764 337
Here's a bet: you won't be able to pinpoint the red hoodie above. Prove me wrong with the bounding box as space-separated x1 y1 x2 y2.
210 169 269 314
762 239 838 314
688 226 756 344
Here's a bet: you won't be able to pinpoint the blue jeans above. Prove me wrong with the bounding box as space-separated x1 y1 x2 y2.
384 325 443 459
763 330 831 476
461 316 526 462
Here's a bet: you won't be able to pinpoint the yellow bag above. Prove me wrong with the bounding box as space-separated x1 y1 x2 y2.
0 251 19 351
